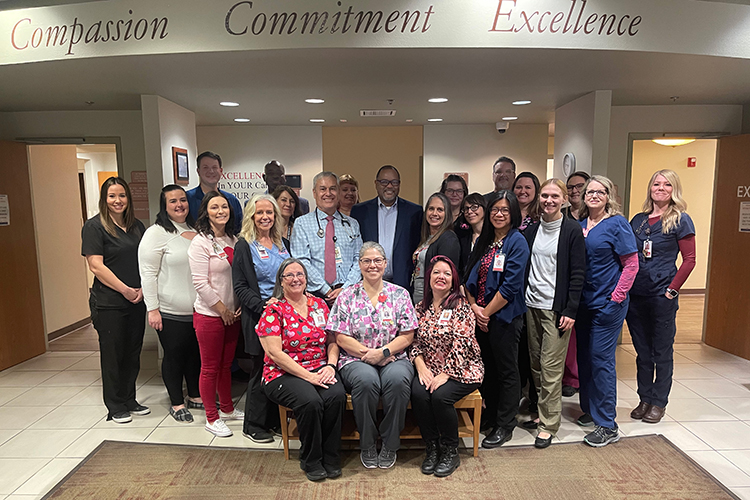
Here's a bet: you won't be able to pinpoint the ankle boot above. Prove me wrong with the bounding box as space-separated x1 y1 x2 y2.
421 440 440 474
434 445 460 477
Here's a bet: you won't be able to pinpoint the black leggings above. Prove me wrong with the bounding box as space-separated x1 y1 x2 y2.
157 318 201 406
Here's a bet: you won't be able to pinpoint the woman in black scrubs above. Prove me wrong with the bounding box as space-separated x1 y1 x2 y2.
82 176 148 423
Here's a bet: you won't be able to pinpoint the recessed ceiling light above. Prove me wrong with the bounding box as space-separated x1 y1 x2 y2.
427 118 443 122
234 118 250 122
221 102 240 107
512 100 531 106
405 119 413 123
502 116 518 121
339 119 347 123
310 119 325 123
305 98 325 104
428 98 448 103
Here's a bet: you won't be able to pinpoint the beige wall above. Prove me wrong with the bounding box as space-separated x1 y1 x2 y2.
28 145 91 334
629 139 716 290
322 126 423 205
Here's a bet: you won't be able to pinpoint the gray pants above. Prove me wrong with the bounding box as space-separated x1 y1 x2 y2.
339 358 414 450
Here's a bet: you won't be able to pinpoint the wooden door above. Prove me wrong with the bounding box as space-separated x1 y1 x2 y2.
704 134 750 360
0 141 46 370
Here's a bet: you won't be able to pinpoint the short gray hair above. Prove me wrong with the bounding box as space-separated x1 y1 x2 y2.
272 258 308 299
313 171 338 190
359 241 386 260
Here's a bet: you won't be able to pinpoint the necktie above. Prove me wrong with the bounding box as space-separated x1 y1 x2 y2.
325 215 336 285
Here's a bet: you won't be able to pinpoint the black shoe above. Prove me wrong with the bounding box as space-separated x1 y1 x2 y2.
584 425 620 447
527 401 538 414
562 385 578 397
577 413 594 427
324 466 342 479
129 404 150 416
434 446 460 477
305 469 327 482
111 411 132 424
187 400 205 410
534 434 553 449
421 440 440 475
521 419 539 430
242 430 274 443
481 427 512 449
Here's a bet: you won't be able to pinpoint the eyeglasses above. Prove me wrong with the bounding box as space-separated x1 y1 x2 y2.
566 182 585 192
360 258 385 266
585 190 607 198
376 179 401 187
281 272 305 281
444 188 464 196
490 207 511 216
463 204 481 213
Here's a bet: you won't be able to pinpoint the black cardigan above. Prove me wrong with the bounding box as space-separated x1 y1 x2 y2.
232 238 267 356
425 230 461 271
523 217 586 319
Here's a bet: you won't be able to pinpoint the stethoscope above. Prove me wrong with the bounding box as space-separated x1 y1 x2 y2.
315 208 356 242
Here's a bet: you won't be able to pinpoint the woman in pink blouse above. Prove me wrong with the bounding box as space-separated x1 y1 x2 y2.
411 255 484 477
257 258 345 482
188 191 244 438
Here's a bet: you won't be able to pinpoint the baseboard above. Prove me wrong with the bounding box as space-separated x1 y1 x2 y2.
680 289 705 295
48 317 91 341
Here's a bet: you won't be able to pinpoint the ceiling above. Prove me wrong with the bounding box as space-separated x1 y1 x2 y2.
3 46 750 127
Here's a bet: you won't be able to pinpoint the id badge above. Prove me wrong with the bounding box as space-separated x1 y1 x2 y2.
381 307 394 323
438 309 452 326
643 239 653 259
258 245 270 260
311 310 326 328
493 253 506 272
334 246 343 265
212 241 227 259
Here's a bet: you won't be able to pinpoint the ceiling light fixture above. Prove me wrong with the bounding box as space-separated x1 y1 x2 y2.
234 118 250 122
305 98 325 104
652 138 695 147
428 98 448 103
427 118 443 122
221 102 240 107
405 119 413 123
340 119 347 123
512 100 531 106
310 119 325 123
502 116 518 121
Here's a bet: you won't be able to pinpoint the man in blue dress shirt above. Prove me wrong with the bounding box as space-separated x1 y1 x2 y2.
186 151 243 233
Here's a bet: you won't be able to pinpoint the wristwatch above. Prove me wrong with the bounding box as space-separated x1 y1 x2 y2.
382 347 391 358
666 288 679 298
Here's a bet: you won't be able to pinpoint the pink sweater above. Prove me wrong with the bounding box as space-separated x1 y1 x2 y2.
188 233 237 316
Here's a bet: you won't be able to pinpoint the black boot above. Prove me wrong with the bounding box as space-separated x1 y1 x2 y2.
421 440 440 475
434 445 460 477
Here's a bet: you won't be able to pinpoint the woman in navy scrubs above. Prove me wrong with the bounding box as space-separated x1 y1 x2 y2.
626 170 695 424
576 175 638 447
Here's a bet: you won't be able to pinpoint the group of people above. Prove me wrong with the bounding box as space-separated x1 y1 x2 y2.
81 151 695 482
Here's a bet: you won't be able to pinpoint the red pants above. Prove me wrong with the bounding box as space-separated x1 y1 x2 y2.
193 313 240 423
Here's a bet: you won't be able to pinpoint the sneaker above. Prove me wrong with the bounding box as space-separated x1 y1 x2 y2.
584 425 620 447
360 445 378 469
219 408 244 420
111 411 132 424
242 430 274 443
205 418 233 437
577 413 594 427
130 404 150 416
169 407 193 423
378 446 397 469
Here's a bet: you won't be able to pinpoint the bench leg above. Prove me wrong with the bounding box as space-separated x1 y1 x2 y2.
473 399 482 457
279 406 290 460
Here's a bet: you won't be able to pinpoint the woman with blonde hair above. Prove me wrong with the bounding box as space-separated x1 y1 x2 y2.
626 169 695 424
338 174 360 216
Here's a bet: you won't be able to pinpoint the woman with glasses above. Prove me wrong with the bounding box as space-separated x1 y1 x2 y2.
338 174 360 216
257 258 345 481
576 175 638 447
563 171 590 221
233 194 290 443
272 185 301 252
465 191 530 449
411 255 483 477
440 174 468 224
328 242 418 470
626 170 695 424
457 193 486 278
412 193 460 304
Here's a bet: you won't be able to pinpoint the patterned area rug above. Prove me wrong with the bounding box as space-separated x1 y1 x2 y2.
43 435 738 500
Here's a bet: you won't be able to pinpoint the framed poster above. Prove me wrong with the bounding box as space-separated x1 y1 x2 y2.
172 147 189 185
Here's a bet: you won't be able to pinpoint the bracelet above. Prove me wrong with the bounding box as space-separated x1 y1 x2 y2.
324 363 336 370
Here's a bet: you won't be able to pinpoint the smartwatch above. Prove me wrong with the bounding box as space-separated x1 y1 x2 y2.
382 347 391 358
666 288 679 298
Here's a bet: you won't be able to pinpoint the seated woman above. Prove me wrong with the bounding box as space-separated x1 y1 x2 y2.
257 258 346 482
411 255 483 477
327 242 418 470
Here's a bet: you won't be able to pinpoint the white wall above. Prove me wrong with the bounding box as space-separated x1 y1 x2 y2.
77 151 118 219
423 123 548 203
196 126 323 206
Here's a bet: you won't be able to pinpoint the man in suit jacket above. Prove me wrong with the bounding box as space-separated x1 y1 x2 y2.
351 165 423 292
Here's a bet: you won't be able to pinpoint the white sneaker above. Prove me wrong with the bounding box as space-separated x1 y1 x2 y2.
205 418 232 437
219 408 245 420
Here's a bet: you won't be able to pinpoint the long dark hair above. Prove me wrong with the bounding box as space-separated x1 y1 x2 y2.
512 171 541 221
419 255 462 313
463 191 521 281
194 191 236 237
155 185 195 233
98 176 137 237
272 185 302 220
420 193 453 246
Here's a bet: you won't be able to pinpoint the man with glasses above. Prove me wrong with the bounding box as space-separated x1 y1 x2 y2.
291 171 363 305
484 156 517 202
351 165 423 292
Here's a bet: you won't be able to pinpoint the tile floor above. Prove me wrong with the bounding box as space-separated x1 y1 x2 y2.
0 335 749 499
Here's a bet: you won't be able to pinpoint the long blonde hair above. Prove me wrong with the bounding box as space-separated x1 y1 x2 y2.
642 169 687 234
240 194 284 249
578 175 622 220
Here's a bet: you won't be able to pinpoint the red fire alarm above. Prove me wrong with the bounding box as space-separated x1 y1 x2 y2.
687 157 697 168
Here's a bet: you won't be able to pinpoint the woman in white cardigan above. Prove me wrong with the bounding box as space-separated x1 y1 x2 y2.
138 185 202 422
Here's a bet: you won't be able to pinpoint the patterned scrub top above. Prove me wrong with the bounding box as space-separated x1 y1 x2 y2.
410 298 484 385
256 294 330 383
326 282 419 368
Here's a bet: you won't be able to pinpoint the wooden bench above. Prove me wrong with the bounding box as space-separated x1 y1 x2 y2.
278 390 482 459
